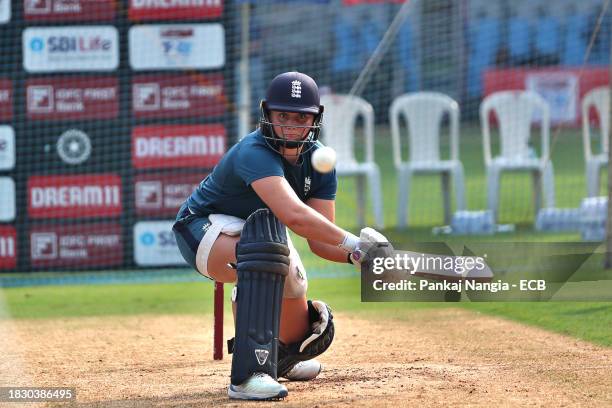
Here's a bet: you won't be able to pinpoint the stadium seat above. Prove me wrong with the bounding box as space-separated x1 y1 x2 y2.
467 16 501 97
508 16 531 63
397 20 421 92
581 87 609 197
535 15 561 58
390 92 466 228
331 15 358 74
320 94 384 228
480 91 556 222
563 14 588 66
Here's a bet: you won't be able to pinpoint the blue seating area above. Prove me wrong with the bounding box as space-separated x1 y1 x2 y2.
328 1 608 99
467 17 501 97
535 15 561 58
397 20 420 92
563 14 589 66
508 16 530 62
331 15 359 75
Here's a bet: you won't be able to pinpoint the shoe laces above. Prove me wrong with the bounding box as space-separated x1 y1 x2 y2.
253 372 271 380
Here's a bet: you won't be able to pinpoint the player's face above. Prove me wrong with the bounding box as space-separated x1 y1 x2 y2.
269 110 315 142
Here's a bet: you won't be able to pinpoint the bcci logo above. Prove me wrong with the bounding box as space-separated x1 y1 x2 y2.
56 129 91 165
291 80 301 98
304 176 311 195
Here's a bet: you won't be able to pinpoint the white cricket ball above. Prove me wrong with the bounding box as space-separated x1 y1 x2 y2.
311 146 337 173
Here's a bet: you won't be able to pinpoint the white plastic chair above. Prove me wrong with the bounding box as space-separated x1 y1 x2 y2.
390 92 466 228
480 91 555 221
582 87 609 197
320 94 384 228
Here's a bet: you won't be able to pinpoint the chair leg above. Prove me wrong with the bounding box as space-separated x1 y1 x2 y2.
452 164 467 211
441 171 451 225
487 165 501 222
356 174 366 227
586 160 600 197
397 168 412 229
542 162 555 208
532 170 542 213
367 167 384 229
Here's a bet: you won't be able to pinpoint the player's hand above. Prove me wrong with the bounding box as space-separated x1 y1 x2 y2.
349 227 394 267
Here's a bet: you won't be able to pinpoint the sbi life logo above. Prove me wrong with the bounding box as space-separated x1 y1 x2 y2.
30 37 44 52
30 36 112 53
139 229 176 247
140 231 156 246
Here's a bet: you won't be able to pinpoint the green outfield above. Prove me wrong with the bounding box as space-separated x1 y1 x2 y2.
334 124 604 229
2 278 611 347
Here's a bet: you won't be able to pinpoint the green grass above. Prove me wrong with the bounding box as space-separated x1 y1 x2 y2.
334 124 606 229
2 278 611 347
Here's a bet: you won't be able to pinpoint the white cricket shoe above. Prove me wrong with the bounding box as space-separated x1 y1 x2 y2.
228 372 288 400
282 360 322 381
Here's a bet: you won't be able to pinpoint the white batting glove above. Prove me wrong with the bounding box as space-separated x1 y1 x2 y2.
340 228 392 267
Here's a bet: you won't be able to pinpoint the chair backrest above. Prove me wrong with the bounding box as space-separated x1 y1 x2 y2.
582 86 609 160
480 90 550 164
389 92 460 167
320 94 374 164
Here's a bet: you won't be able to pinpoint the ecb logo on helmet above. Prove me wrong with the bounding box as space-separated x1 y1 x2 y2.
291 80 301 98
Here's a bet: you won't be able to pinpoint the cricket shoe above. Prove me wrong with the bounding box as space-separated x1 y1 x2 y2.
228 372 288 400
282 359 322 381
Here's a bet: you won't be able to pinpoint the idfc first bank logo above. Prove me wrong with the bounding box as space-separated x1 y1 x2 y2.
24 26 118 72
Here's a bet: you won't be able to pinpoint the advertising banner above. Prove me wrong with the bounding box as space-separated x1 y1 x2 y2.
0 226 16 270
23 26 119 72
131 124 226 169
484 67 609 125
128 0 223 21
30 223 122 268
129 24 224 70
27 76 119 120
132 73 225 118
0 79 12 120
0 125 15 171
133 221 186 266
0 177 15 222
24 0 116 22
134 172 203 216
0 0 10 24
28 173 122 219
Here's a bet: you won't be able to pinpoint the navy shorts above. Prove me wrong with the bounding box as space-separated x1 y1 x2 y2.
172 203 212 275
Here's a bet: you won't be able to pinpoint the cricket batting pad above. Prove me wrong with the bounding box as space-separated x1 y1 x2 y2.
230 209 290 386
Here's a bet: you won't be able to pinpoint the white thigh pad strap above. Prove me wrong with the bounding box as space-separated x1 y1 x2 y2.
195 214 245 278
